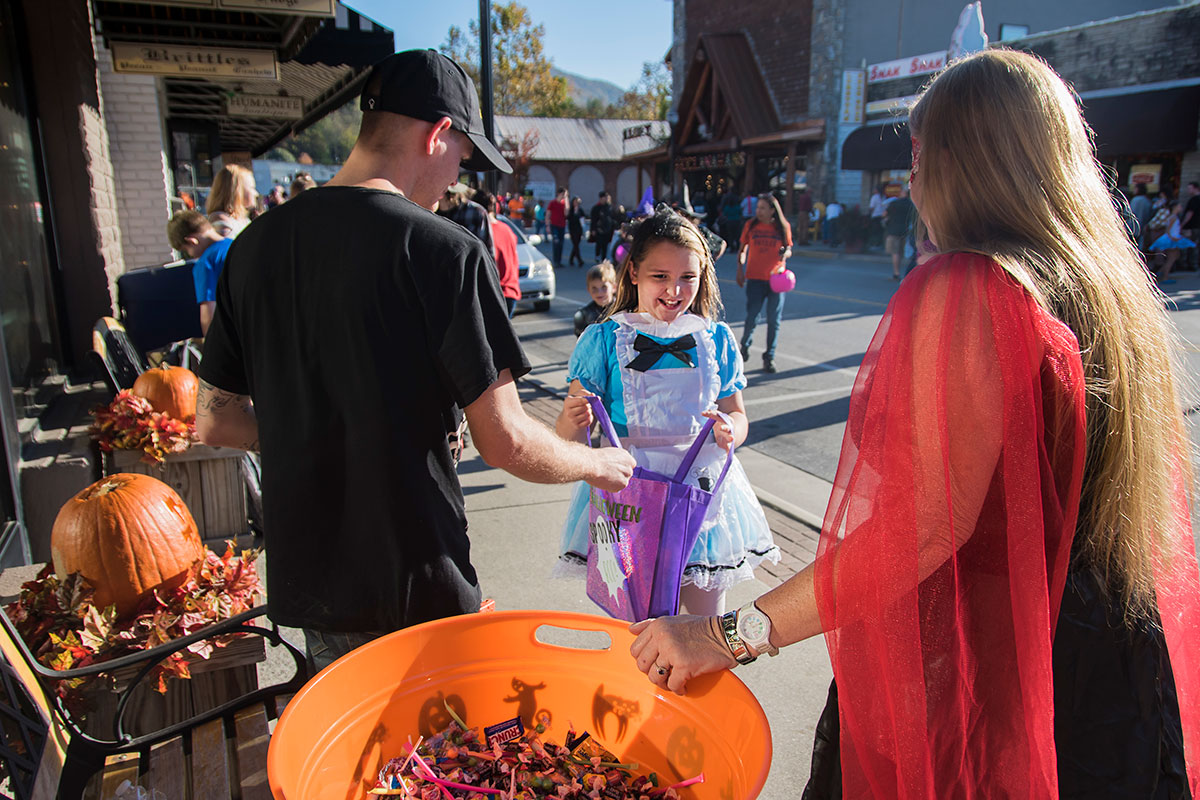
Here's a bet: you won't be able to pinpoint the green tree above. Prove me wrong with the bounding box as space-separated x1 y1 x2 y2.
619 61 672 120
442 2 569 116
269 102 361 164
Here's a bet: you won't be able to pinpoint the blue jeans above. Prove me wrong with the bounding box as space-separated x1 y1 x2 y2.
550 224 565 265
303 628 387 674
741 279 785 360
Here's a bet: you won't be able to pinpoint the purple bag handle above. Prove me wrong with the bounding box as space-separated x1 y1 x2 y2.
583 395 735 493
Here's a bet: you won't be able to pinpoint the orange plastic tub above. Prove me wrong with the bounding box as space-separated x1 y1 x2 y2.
268 610 772 799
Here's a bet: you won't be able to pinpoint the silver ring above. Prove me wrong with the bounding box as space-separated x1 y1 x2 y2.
656 665 669 675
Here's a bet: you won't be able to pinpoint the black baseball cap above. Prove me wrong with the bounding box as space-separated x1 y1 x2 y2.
360 49 512 174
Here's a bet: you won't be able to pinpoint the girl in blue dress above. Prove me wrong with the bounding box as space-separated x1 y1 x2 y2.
554 206 778 616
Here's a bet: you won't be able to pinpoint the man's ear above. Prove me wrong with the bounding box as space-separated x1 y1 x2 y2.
183 235 200 248
424 116 455 156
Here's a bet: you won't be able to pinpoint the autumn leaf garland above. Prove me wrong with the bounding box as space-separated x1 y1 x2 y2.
90 390 195 464
5 542 264 703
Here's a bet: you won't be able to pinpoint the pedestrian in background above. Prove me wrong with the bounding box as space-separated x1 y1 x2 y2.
868 183 886 248
437 183 494 256
737 194 792 374
795 187 813 245
567 196 586 266
548 186 568 267
533 198 546 236
194 49 634 673
590 191 616 263
476 189 521 317
206 163 257 238
883 186 914 280
1129 183 1152 250
629 48 1200 800
289 171 317 198
823 199 842 244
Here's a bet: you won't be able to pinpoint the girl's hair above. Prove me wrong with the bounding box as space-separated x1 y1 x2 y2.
754 193 787 240
206 164 256 218
587 261 616 285
605 206 723 321
909 48 1192 622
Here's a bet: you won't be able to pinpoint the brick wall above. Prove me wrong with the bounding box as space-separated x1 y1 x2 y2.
683 0 814 123
20 0 122 366
96 43 174 269
1008 5 1200 95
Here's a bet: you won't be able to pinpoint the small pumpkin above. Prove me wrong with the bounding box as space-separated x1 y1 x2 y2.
50 474 204 617
131 365 198 421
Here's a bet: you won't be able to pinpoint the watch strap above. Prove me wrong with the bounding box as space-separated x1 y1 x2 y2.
720 611 756 665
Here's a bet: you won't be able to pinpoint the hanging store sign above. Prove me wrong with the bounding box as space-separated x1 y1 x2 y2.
226 94 304 119
220 0 336 15
119 0 335 15
841 69 866 125
865 95 919 116
867 51 946 84
111 43 279 80
674 152 746 172
1128 163 1162 193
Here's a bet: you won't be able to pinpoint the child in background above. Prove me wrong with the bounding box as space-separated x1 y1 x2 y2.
554 206 778 616
573 261 616 336
167 210 231 335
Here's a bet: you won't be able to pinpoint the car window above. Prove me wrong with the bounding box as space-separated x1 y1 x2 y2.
499 215 530 244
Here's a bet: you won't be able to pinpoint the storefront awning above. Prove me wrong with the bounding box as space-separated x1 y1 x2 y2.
93 1 393 155
1081 84 1200 157
841 122 911 171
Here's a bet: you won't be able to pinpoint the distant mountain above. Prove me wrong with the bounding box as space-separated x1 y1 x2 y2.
552 66 626 108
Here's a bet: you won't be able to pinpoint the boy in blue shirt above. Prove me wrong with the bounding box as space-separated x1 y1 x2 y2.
167 210 232 335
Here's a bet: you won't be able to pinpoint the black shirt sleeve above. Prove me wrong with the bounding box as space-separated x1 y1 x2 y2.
196 244 251 396
418 238 530 409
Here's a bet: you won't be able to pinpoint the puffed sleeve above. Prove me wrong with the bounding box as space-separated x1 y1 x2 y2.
712 321 747 397
566 320 614 398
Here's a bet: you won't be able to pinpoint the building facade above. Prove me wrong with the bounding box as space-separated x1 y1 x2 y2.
672 0 1188 210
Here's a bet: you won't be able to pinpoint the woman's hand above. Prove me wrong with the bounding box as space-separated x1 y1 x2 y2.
736 266 746 288
702 409 735 452
629 615 737 695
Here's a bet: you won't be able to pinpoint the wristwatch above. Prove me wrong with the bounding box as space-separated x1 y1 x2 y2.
719 611 755 665
736 602 779 657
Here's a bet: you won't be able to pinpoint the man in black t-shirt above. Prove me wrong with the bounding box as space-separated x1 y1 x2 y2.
195 50 634 672
1183 182 1200 269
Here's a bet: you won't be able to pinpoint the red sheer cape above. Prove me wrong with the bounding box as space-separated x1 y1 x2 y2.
813 253 1200 797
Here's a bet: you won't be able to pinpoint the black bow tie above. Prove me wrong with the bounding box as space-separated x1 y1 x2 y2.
626 333 696 372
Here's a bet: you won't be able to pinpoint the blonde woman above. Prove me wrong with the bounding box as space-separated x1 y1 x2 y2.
205 163 256 237
630 50 1199 797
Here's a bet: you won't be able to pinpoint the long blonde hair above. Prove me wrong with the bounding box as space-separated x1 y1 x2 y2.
206 163 256 218
606 206 723 322
909 48 1192 621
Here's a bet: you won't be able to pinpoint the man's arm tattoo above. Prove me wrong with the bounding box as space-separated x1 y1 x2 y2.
197 379 259 452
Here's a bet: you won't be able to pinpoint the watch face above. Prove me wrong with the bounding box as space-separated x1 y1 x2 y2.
738 610 768 643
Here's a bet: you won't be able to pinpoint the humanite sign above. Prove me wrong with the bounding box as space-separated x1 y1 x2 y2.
111 43 279 80
227 94 304 119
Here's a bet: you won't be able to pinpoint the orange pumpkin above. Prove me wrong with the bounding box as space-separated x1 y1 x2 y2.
131 365 198 421
50 474 204 617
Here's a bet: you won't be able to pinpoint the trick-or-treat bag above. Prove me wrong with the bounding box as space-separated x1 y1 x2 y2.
585 396 734 622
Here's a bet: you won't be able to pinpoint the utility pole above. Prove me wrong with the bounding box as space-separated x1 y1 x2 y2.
479 0 498 193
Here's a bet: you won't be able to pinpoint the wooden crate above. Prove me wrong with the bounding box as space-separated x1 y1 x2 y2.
105 445 248 543
76 631 267 741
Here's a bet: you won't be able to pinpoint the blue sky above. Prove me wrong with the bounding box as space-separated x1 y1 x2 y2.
348 0 673 89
